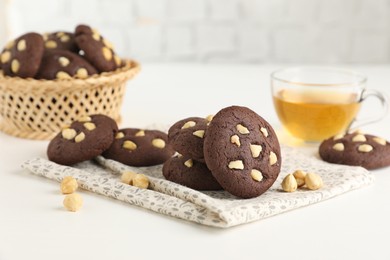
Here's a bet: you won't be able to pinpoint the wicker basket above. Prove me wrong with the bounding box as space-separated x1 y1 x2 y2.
0 59 140 140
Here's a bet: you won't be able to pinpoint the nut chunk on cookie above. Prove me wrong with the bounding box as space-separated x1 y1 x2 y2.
47 114 118 165
319 132 390 170
204 106 281 199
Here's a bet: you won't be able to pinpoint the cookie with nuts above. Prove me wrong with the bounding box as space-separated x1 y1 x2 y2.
47 114 118 165
203 106 281 199
74 24 121 72
319 132 390 170
43 31 79 53
36 50 98 80
168 117 209 163
0 32 44 78
162 155 222 191
103 128 175 167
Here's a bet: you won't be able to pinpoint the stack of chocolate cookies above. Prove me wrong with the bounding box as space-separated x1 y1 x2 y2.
164 106 282 199
165 116 223 191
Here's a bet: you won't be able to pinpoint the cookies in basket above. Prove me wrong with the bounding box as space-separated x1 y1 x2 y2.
0 32 45 78
75 24 121 72
0 24 140 140
1 24 124 79
43 31 79 52
36 50 97 80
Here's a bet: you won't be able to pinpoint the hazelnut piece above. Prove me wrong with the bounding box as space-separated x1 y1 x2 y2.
228 160 244 170
250 169 263 182
132 174 149 189
281 174 297 192
60 176 78 194
305 173 323 190
63 193 83 212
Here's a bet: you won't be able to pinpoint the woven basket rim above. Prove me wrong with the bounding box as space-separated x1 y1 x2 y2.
0 59 140 140
0 59 140 92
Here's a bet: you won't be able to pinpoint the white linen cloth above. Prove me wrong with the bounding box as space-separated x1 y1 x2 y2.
21 146 374 228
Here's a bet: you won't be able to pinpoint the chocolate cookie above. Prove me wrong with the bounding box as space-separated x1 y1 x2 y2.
168 117 209 163
319 131 390 170
47 114 118 165
75 24 121 72
0 32 44 78
103 128 175 167
163 155 223 191
203 106 281 199
36 50 97 80
0 40 13 68
43 31 79 53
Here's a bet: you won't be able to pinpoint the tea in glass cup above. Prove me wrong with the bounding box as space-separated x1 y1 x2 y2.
271 67 388 142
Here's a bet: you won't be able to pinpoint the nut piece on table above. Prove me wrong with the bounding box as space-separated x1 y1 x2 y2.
305 173 323 190
132 174 149 189
121 171 137 185
293 170 306 187
281 174 297 192
60 176 78 194
63 193 83 212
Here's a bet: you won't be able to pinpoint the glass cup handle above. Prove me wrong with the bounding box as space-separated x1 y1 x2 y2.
349 89 389 131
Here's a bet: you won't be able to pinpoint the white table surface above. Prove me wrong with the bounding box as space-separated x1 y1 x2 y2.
1 63 389 260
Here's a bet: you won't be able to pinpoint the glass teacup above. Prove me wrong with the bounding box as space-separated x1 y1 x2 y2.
271 67 388 142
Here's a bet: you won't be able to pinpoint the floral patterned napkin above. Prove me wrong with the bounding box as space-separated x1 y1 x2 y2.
21 146 374 228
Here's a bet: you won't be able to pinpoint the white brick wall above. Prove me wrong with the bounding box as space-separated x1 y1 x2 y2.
1 0 390 64
0 0 8 43
135 0 165 21
165 26 195 59
209 0 239 21
238 25 269 62
167 0 206 22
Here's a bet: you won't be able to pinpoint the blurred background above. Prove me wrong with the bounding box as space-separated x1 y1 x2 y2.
1 0 390 64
